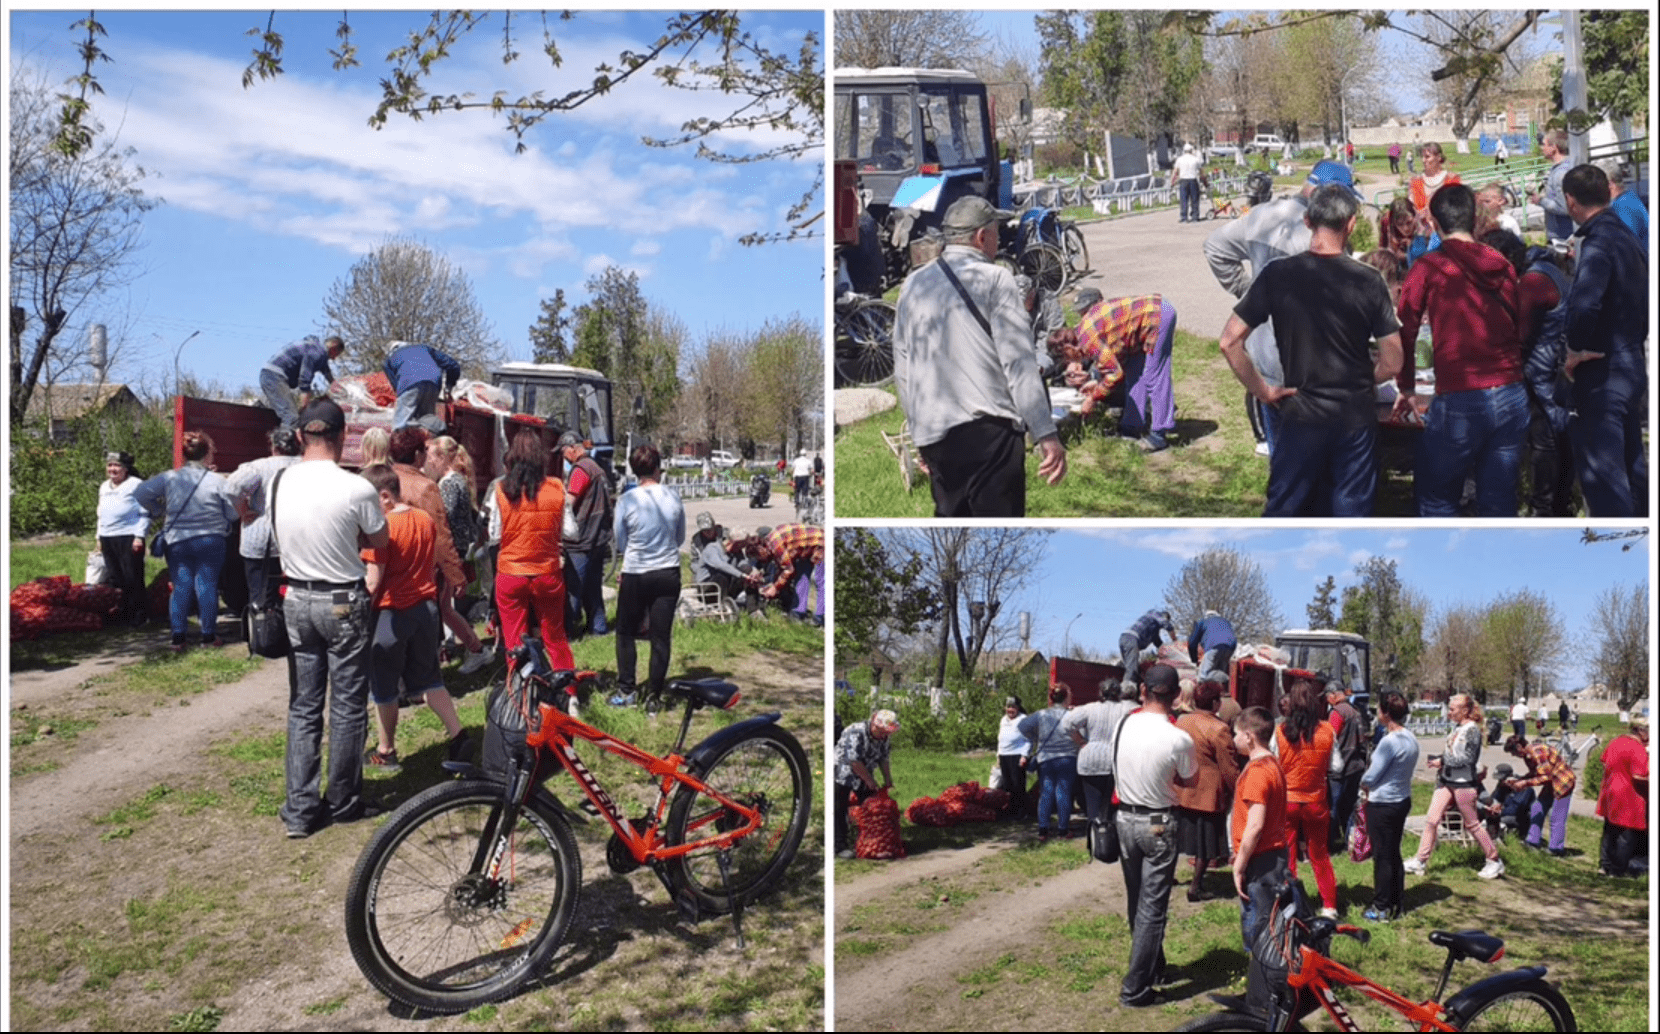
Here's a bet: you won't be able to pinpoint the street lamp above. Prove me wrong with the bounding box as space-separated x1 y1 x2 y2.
172 330 200 401
1064 611 1083 655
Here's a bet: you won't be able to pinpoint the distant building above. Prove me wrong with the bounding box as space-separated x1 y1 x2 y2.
21 382 147 442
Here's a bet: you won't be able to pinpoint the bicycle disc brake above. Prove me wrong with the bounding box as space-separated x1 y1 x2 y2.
446 873 508 926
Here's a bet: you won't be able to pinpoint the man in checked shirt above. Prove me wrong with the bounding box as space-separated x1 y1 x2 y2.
748 523 823 627
1503 734 1577 856
1046 289 1179 453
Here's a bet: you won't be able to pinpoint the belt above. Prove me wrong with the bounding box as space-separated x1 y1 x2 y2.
1119 804 1174 816
285 578 365 592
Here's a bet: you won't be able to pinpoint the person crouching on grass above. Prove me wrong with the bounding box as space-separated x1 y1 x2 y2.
359 463 471 774
1232 706 1289 1018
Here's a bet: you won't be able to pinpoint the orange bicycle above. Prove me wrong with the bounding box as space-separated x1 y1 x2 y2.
344 635 811 1013
1175 878 1576 1032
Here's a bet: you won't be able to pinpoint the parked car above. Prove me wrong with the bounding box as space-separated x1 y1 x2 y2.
1246 133 1287 154
665 454 701 469
709 450 741 469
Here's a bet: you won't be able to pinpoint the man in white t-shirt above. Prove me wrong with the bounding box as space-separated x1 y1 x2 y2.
271 398 389 838
1171 143 1208 223
1510 699 1528 740
1114 663 1198 1007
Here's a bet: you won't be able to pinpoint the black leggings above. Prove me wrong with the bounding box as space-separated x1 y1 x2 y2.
615 566 680 698
99 534 148 622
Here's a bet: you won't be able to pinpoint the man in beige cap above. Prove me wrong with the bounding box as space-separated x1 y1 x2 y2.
892 194 1066 516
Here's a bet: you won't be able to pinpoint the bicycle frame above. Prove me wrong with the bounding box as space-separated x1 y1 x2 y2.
1278 942 1463 1032
520 695 764 868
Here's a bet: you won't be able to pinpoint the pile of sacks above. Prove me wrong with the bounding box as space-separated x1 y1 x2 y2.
849 788 906 859
10 576 122 640
904 781 1008 828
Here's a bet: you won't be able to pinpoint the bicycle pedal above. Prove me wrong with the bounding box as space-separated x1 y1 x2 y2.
440 760 477 777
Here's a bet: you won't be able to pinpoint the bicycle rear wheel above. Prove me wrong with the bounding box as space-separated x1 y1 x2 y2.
833 298 897 388
1018 241 1069 294
1451 980 1576 1032
665 725 812 915
344 779 580 1013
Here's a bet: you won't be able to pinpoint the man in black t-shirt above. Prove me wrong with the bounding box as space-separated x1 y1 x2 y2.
1219 184 1404 517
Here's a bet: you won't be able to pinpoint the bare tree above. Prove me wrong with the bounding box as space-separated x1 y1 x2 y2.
1585 583 1647 711
9 67 155 426
892 528 1052 686
321 236 503 377
1163 545 1285 644
834 10 990 70
680 333 745 453
1421 603 1484 701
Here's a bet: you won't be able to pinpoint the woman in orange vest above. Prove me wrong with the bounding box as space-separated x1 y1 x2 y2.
493 429 574 670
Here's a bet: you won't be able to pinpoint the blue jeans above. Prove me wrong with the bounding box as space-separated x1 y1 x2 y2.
1179 178 1201 221
392 381 444 433
1035 756 1077 834
259 367 299 428
1265 419 1377 517
167 533 226 642
564 548 610 635
1571 363 1648 517
1116 809 1179 1002
281 584 372 833
1415 382 1528 517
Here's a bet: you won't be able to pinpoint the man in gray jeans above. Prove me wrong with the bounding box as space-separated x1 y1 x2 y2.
271 398 389 838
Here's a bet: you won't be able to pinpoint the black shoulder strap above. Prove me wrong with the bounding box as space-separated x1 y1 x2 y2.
936 256 994 340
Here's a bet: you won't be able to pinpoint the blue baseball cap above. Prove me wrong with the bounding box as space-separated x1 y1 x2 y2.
1307 160 1363 199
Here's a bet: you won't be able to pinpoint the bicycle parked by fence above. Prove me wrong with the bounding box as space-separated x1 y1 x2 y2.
344 635 812 1013
1173 877 1576 1032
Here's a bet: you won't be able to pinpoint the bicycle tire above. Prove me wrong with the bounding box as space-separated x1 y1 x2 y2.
1062 224 1090 276
834 298 897 388
1018 241 1069 295
1450 980 1577 1032
664 724 812 915
344 779 580 1013
1172 1011 1304 1032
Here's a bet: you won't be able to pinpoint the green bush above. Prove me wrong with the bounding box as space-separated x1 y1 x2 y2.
1349 211 1378 254
1581 741 1605 800
9 409 174 538
883 670 1048 754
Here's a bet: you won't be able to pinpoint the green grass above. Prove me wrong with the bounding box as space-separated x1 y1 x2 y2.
9 534 167 590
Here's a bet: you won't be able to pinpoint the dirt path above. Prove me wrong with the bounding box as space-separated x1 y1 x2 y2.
7 640 824 1031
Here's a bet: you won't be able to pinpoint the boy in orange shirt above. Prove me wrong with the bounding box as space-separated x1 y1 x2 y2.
360 464 469 772
1232 706 1289 1015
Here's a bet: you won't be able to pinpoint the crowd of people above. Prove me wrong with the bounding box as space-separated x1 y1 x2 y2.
841 653 1648 1012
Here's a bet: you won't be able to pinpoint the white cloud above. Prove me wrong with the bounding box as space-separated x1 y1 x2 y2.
95 36 814 263
630 239 662 256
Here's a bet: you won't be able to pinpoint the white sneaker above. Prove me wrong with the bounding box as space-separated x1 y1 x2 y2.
1478 858 1505 880
1402 857 1426 875
1254 441 1271 457
1319 907 1339 920
458 645 495 675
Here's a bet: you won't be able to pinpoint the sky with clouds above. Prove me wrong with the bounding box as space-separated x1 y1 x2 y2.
9 9 824 395
870 526 1649 692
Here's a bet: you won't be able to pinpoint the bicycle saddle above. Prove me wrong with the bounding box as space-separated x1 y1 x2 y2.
1429 930 1505 964
666 678 741 710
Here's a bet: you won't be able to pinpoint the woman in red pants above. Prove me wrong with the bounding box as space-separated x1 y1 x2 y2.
1275 678 1340 919
492 430 573 670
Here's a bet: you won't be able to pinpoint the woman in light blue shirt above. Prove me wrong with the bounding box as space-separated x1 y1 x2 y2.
610 444 685 707
1360 690 1420 922
133 431 237 650
97 450 151 626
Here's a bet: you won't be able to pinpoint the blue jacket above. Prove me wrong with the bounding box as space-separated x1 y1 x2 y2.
1566 208 1649 383
383 343 461 393
1187 614 1237 664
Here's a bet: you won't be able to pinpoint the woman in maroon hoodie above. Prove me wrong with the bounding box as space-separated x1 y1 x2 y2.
1390 183 1527 517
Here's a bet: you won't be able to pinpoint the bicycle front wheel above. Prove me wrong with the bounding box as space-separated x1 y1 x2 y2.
665 725 812 915
344 779 581 1013
1062 224 1090 276
1451 980 1577 1032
